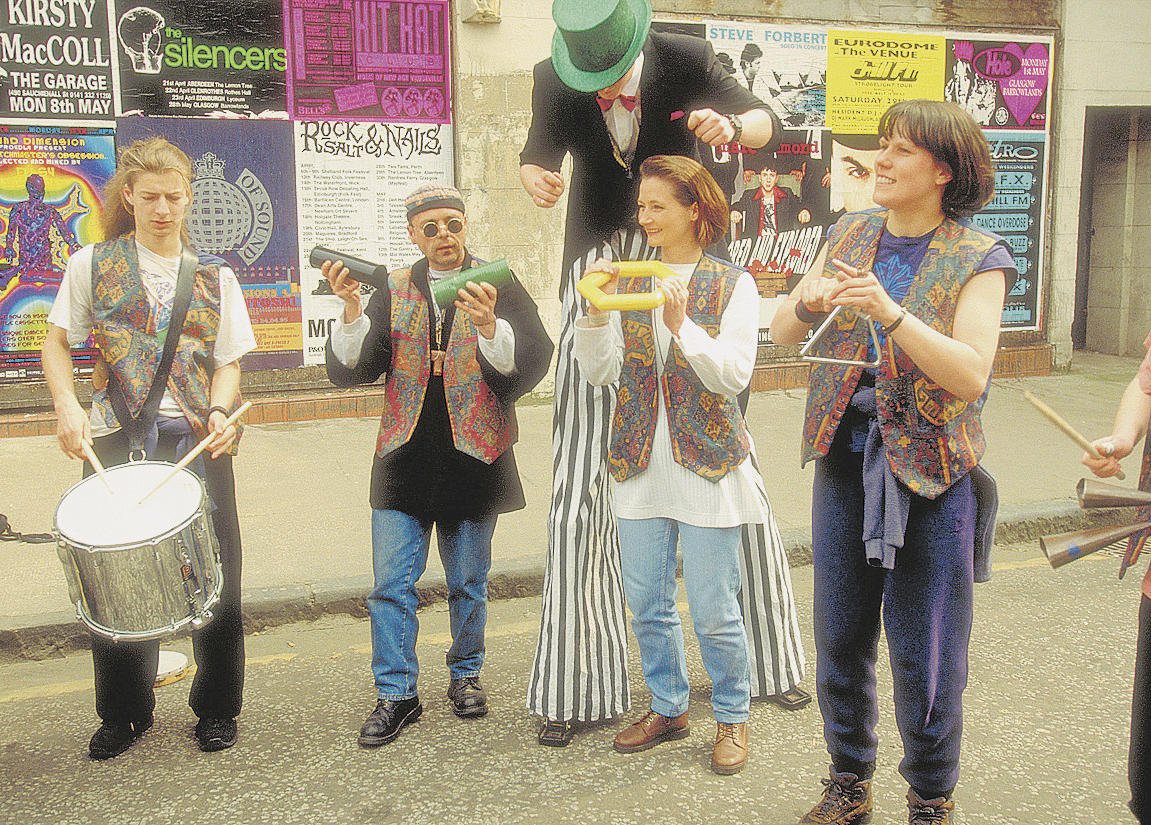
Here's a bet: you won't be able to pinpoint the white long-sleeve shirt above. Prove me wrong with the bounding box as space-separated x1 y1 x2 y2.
574 261 770 528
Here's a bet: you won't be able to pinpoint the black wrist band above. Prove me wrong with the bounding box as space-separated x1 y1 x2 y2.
881 309 908 335
794 301 827 325
208 405 229 418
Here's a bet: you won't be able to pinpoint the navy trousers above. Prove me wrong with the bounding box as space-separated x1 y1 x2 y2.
85 429 245 724
812 438 974 799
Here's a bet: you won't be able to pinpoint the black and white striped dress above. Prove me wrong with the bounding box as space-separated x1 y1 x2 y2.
527 228 805 723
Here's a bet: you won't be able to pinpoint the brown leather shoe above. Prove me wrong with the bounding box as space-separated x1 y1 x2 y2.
612 710 690 753
711 721 748 775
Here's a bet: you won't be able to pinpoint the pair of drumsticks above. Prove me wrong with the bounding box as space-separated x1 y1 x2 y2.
81 402 253 503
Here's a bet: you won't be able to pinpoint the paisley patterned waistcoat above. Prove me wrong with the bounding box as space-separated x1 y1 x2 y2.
608 254 750 483
90 233 222 441
801 210 999 499
375 264 516 464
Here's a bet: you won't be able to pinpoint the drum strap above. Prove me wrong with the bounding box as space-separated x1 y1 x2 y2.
105 247 199 456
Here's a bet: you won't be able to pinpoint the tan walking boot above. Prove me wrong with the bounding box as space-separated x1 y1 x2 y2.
612 710 690 753
906 788 957 824
710 721 748 775
799 767 873 824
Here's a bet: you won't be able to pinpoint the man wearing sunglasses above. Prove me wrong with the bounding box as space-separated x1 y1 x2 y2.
321 183 553 747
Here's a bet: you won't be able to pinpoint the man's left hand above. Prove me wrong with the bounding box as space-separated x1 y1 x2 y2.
686 108 734 147
455 281 499 339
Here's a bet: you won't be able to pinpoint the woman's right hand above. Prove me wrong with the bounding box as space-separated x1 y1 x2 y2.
796 273 838 315
1082 434 1134 478
584 258 619 315
321 259 362 323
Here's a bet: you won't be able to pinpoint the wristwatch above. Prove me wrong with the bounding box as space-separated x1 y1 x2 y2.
726 113 743 145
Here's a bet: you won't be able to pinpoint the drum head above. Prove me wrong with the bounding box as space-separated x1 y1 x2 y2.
55 462 205 548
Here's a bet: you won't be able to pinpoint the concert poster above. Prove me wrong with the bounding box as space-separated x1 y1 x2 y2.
112 0 288 118
944 38 1051 130
283 0 451 123
974 130 1046 330
294 119 453 365
826 30 945 133
0 124 114 381
118 116 303 369
0 0 117 124
707 21 827 129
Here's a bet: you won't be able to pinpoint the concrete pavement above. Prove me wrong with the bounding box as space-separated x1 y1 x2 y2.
0 350 1145 658
0 553 1143 824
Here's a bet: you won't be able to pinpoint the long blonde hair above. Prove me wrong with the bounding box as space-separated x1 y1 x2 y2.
102 137 195 242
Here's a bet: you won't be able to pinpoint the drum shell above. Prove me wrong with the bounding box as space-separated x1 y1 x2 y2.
54 463 223 643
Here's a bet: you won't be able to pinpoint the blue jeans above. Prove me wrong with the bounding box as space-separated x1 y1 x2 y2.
617 518 750 723
368 509 495 700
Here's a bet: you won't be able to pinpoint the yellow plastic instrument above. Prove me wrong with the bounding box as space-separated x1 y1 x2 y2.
575 260 680 312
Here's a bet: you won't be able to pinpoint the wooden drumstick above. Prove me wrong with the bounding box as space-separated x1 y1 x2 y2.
137 402 253 504
80 440 115 495
1024 390 1125 481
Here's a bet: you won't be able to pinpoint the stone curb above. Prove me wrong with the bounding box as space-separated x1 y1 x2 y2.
0 503 1134 663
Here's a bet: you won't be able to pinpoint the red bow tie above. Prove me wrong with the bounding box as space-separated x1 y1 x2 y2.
598 93 638 112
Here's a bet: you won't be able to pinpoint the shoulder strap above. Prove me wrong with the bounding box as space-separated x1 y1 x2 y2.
107 246 199 454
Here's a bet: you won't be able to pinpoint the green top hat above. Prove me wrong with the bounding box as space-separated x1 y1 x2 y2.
551 0 652 93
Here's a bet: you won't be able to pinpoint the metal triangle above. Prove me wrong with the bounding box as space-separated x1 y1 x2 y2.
798 305 883 368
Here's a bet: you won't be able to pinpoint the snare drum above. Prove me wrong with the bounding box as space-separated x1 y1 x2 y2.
54 461 223 642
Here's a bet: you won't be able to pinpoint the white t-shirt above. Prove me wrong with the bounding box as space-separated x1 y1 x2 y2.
48 241 257 435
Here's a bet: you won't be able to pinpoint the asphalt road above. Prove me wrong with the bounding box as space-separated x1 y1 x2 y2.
0 542 1143 825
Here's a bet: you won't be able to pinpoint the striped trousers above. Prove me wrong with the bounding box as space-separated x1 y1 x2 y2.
527 230 806 723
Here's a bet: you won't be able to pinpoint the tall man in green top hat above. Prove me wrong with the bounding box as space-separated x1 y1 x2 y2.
519 0 781 270
522 0 810 751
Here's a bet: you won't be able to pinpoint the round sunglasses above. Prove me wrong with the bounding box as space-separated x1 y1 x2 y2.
420 217 465 238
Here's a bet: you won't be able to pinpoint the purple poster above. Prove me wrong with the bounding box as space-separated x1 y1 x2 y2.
944 39 1050 130
283 0 451 122
117 117 303 369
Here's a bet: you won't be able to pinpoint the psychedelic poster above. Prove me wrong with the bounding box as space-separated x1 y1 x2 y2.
0 0 117 123
944 39 1050 129
283 0 450 123
117 117 303 368
975 130 1046 330
113 0 288 118
0 124 113 380
826 30 945 133
707 21 827 129
294 119 452 365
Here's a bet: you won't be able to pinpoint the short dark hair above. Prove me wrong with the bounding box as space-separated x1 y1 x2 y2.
877 99 995 218
740 43 762 64
638 155 728 248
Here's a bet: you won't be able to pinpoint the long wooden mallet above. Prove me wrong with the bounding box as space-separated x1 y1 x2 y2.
137 401 253 504
80 440 115 495
1024 390 1125 480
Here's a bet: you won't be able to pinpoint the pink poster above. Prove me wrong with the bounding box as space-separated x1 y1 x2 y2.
283 0 450 123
